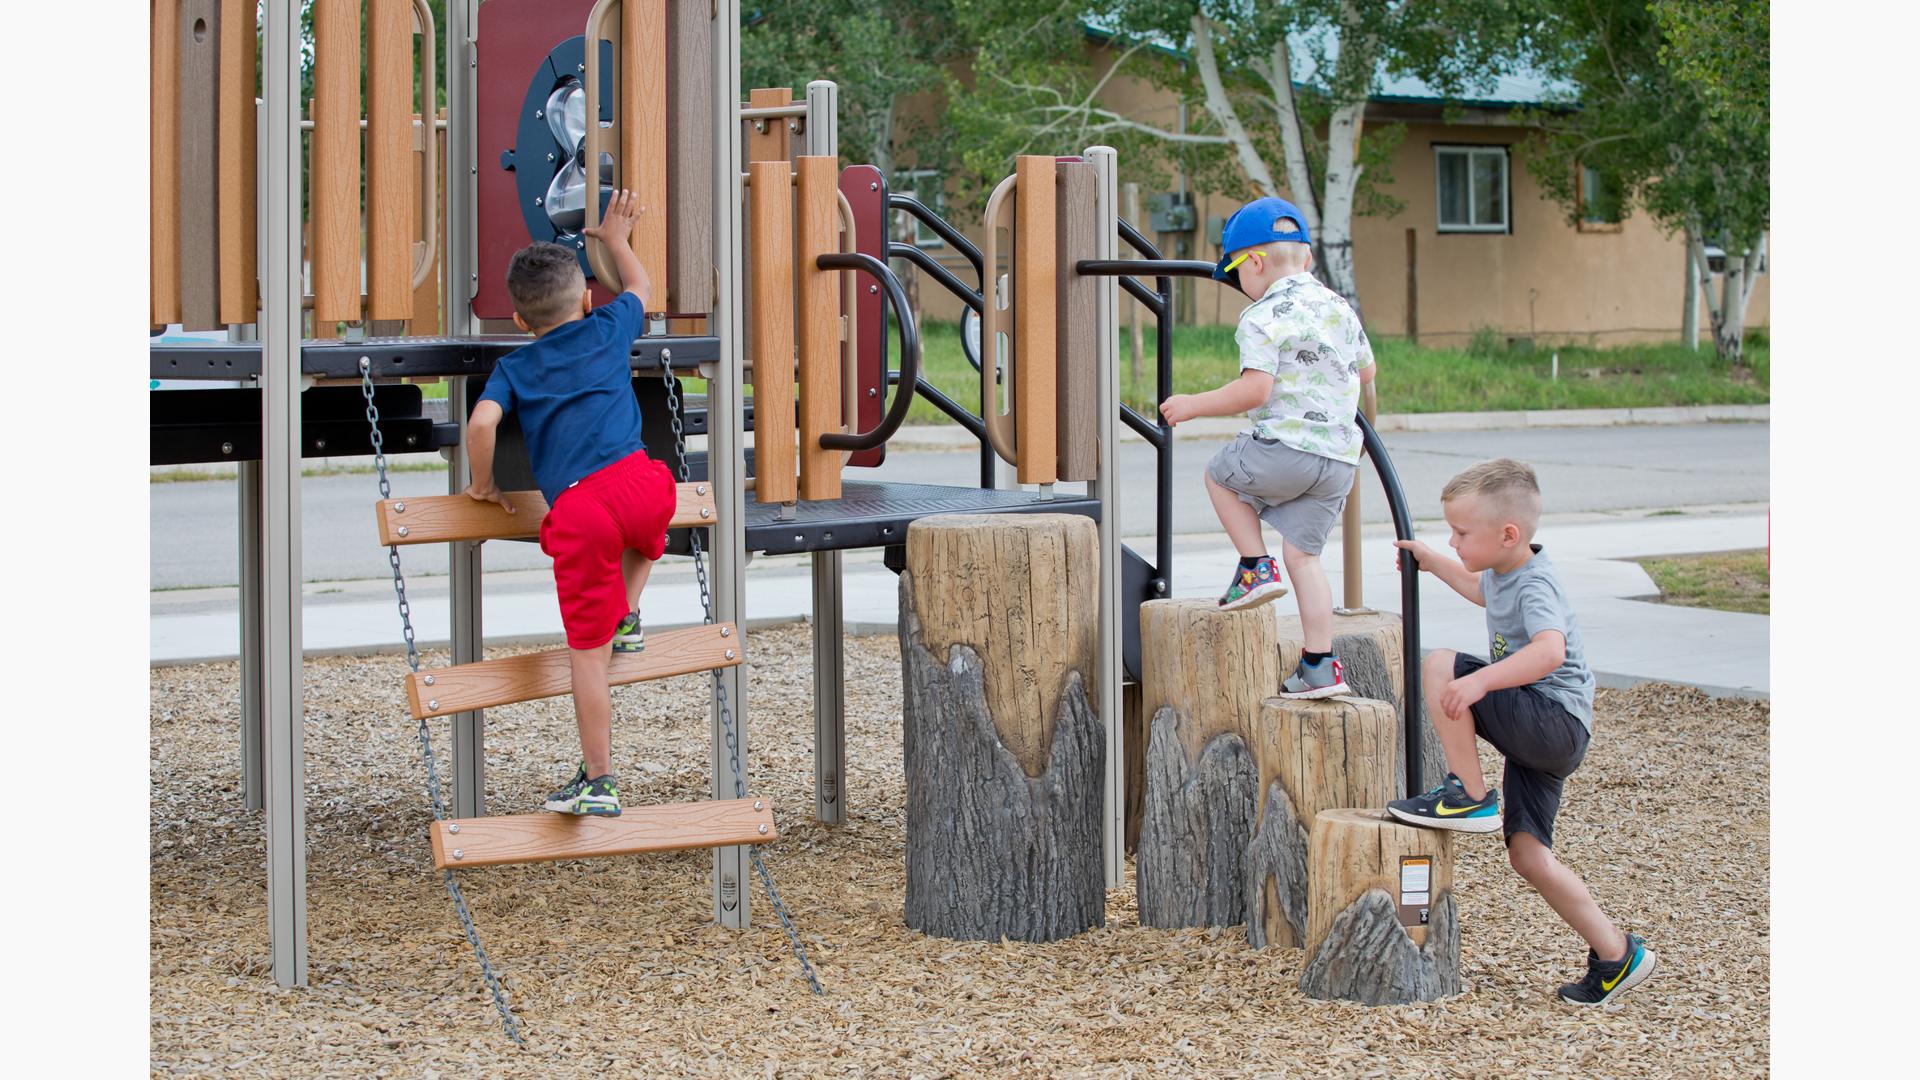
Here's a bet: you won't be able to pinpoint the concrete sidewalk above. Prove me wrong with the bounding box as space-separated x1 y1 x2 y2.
151 504 1768 697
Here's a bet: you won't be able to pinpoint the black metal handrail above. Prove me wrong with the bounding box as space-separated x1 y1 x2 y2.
1356 410 1425 797
818 252 920 453
889 194 985 278
889 243 983 314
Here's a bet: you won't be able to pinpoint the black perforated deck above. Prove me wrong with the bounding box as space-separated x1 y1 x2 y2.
743 481 1099 555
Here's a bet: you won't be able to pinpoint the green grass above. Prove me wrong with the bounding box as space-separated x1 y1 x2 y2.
413 322 1768 425
893 322 1768 423
1635 549 1770 615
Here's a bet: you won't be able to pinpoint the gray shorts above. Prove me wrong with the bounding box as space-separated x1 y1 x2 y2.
1205 433 1356 555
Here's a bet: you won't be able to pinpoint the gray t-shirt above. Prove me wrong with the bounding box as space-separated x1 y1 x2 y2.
1481 548 1595 731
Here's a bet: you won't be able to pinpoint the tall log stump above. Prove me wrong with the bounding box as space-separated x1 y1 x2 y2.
1300 809 1460 1004
1275 610 1445 794
1244 696 1397 948
1136 599 1280 928
900 514 1105 942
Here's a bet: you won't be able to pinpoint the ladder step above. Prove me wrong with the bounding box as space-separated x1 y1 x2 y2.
374 481 718 545
407 623 743 719
431 798 777 870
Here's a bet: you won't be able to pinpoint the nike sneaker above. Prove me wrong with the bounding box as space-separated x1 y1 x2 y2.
1386 773 1501 834
1219 556 1288 611
543 765 622 817
613 610 645 654
1559 933 1658 1006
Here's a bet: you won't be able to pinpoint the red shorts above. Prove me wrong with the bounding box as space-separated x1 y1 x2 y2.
539 450 677 650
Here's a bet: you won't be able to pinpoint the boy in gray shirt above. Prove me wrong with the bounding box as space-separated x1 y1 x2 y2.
1386 459 1656 1006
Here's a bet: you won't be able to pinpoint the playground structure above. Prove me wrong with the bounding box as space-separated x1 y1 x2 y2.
149 0 1434 1034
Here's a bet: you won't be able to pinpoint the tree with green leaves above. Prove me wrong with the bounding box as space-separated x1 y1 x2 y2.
1521 0 1767 363
742 1 962 180
947 1 1546 318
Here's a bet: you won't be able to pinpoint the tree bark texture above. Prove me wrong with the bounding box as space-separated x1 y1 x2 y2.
1300 809 1459 1004
1275 610 1443 796
1244 695 1397 949
899 515 1105 942
1136 599 1280 928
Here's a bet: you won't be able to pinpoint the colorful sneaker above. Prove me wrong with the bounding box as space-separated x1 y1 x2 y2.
1218 556 1288 611
613 610 645 654
543 766 622 817
1558 933 1657 1006
1279 656 1350 699
1386 773 1502 834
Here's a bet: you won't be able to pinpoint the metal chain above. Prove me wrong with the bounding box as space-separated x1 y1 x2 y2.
362 360 525 1044
660 355 822 996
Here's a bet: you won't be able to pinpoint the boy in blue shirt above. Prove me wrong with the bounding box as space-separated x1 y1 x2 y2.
463 190 673 817
1387 458 1656 1005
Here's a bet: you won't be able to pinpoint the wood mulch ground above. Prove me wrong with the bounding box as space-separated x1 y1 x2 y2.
151 623 1769 1077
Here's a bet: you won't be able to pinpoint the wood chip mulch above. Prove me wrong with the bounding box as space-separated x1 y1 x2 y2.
151 624 1768 1077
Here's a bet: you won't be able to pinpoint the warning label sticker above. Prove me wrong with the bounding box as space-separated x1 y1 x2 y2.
1398 856 1434 928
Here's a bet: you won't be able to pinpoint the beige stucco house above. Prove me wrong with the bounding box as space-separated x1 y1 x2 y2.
900 40 1767 346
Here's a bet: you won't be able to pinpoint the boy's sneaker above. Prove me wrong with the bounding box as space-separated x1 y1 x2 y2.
613 610 645 654
1218 557 1288 611
543 765 622 817
1558 933 1657 1006
1386 773 1502 834
1279 656 1349 699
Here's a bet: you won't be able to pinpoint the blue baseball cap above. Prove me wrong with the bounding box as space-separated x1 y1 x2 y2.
1213 197 1312 286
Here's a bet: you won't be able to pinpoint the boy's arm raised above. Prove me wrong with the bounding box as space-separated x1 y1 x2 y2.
1392 540 1485 605
582 188 654 310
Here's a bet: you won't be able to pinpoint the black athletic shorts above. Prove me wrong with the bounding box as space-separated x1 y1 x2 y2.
1455 653 1591 848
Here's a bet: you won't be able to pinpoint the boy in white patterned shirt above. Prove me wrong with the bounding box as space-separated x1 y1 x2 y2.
1159 196 1375 698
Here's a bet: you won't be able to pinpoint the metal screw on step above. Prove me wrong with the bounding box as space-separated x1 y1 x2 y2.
753 801 763 811
725 649 736 660
720 626 731 636
397 526 409 537
452 849 464 860
448 823 459 834
428 699 439 710
701 508 712 518
394 502 405 513
423 674 435 685
697 484 708 495
758 824 769 835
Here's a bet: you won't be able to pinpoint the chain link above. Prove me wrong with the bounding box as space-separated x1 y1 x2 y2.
363 360 524 1044
661 356 821 995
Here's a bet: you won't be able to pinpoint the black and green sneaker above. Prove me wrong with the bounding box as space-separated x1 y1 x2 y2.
543 765 622 817
1558 933 1657 1006
612 610 645 654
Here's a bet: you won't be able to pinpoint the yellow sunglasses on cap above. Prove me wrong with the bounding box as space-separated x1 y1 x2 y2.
1222 249 1268 275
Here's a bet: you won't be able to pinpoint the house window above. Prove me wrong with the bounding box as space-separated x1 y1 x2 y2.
1435 146 1509 233
897 169 945 248
1578 163 1623 231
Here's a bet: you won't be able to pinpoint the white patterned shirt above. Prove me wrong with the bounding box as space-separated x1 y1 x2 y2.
1235 273 1375 463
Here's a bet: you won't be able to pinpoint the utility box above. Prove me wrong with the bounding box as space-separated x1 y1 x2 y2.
1147 192 1196 233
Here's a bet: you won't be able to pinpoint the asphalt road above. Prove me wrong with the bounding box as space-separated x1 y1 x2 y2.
150 421 1767 590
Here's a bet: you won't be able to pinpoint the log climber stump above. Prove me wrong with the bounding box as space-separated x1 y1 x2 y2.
899 514 1105 942
1299 809 1460 1004
1276 610 1445 794
1244 695 1397 948
1136 598 1280 929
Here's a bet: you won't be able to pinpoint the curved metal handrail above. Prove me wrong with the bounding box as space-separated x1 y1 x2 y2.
582 0 623 292
1356 410 1426 797
978 173 1020 467
407 0 439 289
816 252 920 453
889 194 985 280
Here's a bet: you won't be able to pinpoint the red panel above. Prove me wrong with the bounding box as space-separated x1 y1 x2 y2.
840 165 887 468
474 0 610 320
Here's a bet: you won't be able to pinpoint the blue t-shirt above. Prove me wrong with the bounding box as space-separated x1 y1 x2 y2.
477 292 647 505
